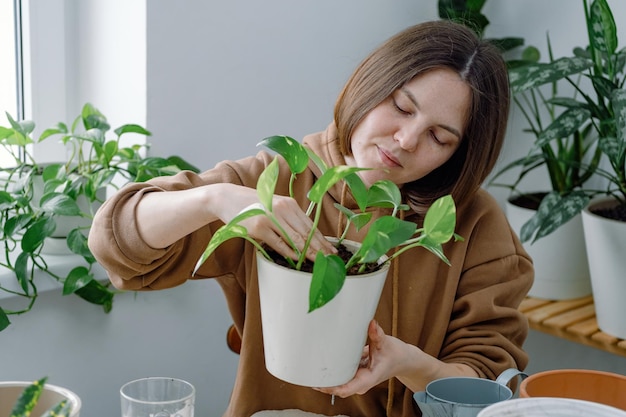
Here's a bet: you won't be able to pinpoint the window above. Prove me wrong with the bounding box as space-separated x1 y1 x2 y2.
0 0 21 119
0 0 23 166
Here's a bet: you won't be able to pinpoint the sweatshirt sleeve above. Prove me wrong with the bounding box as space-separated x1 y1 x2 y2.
88 153 274 291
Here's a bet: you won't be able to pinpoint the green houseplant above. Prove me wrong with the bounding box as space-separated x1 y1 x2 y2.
491 0 626 335
473 0 624 300
195 134 462 387
496 0 625 239
196 135 461 312
437 0 540 66
0 103 198 331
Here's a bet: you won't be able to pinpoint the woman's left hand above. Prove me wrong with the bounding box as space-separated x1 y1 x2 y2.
314 320 404 398
314 319 479 398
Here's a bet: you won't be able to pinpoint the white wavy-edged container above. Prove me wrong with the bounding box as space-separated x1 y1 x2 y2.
477 397 626 417
0 381 81 417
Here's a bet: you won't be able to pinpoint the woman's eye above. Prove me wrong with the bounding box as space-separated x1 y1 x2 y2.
392 99 410 115
430 130 443 145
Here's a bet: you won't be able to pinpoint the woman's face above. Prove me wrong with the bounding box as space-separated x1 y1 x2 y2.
345 68 470 187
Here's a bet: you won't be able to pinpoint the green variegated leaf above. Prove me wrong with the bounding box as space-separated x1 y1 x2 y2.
0 190 15 211
7 112 35 136
521 191 589 243
259 135 309 175
509 57 593 93
74 278 114 312
63 266 93 295
307 166 365 204
193 211 262 274
22 217 56 253
423 195 456 244
102 140 118 164
599 89 626 166
589 0 617 55
41 163 63 182
612 88 626 143
536 108 591 148
546 97 589 110
355 216 416 264
305 147 328 173
598 136 624 163
257 157 279 212
15 251 30 293
41 399 72 417
38 125 66 142
81 103 110 131
39 192 81 216
334 204 372 231
0 125 13 140
416 236 449 265
166 155 200 173
114 123 151 137
309 252 346 312
1 126 30 146
343 173 369 212
590 75 619 100
366 180 404 210
67 229 95 262
10 377 47 417
76 128 106 145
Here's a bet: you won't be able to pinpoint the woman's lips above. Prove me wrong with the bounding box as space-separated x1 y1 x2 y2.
378 147 402 168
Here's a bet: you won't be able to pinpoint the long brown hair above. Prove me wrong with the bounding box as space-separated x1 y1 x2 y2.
334 20 510 214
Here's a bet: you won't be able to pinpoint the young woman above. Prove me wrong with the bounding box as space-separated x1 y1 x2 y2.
89 20 533 417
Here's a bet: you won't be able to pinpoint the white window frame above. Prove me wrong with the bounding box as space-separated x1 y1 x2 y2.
0 0 22 166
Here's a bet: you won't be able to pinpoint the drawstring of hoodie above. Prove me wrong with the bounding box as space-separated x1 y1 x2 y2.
385 209 404 416
337 183 401 417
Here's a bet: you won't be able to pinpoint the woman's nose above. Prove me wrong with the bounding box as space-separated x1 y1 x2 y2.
393 122 421 152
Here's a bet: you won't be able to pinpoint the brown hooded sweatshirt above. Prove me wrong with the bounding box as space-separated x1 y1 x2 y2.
88 124 533 417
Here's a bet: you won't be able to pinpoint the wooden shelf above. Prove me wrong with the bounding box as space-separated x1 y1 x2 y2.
520 296 626 358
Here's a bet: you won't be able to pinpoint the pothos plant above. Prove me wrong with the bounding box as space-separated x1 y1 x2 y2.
0 103 198 331
195 135 462 313
9 377 72 417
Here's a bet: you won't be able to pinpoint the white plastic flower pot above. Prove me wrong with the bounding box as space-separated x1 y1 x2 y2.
257 239 389 387
506 198 591 300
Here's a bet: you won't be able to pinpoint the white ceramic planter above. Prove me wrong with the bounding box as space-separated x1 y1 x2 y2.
582 197 626 339
257 239 389 387
0 381 81 417
506 199 591 300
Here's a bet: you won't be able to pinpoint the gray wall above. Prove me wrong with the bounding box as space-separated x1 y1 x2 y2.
1 278 237 417
146 0 437 171
2 2 626 417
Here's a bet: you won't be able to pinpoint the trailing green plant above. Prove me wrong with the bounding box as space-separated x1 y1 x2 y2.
9 377 72 417
195 135 462 313
492 0 626 240
0 103 199 331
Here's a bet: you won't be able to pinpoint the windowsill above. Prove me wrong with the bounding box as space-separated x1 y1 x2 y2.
520 296 626 358
0 251 106 301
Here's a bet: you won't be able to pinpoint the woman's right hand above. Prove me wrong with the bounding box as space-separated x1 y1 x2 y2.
136 183 335 262
218 184 336 262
